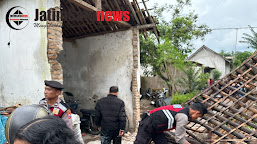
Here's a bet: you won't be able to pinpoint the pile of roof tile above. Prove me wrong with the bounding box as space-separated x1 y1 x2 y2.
183 51 257 144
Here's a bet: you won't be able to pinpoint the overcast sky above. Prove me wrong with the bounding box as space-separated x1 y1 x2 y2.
140 0 257 54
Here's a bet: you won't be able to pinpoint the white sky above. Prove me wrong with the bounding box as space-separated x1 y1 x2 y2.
140 0 257 53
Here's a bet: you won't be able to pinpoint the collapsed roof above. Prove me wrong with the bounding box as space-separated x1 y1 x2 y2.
60 0 158 39
184 51 257 144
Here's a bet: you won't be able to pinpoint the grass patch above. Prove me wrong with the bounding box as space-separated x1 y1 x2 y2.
171 91 200 105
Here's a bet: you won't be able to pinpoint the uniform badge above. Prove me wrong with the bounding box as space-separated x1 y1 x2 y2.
67 109 72 119
173 104 182 109
53 108 60 115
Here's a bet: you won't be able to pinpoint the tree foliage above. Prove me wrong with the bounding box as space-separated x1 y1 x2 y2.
219 50 253 68
177 63 209 93
240 25 257 50
212 69 222 81
234 51 253 68
140 0 210 96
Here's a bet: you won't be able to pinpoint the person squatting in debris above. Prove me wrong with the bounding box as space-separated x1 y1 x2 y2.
39 80 73 129
13 116 80 144
134 102 207 144
95 86 127 144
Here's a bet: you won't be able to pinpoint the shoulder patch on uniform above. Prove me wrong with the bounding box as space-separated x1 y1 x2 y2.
173 104 182 109
58 103 68 112
67 109 72 119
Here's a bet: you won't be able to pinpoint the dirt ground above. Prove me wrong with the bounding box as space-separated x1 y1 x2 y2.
83 99 155 144
83 132 137 144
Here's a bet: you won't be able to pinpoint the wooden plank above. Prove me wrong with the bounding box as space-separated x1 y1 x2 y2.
113 0 121 11
113 20 131 27
141 0 159 39
86 0 107 31
102 0 131 28
230 73 256 87
125 0 140 24
62 2 83 36
69 3 93 33
133 0 147 24
68 0 98 11
236 129 257 144
211 114 257 144
95 0 102 10
70 28 130 39
199 66 254 104
131 1 144 25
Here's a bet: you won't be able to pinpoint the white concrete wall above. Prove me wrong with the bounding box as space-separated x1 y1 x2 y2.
225 61 231 76
189 49 228 77
60 29 135 128
0 0 57 106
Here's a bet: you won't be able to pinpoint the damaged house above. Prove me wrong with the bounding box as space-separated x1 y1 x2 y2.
180 51 257 143
0 0 158 130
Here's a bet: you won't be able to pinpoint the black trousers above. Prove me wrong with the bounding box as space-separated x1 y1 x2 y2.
134 116 168 144
100 129 121 144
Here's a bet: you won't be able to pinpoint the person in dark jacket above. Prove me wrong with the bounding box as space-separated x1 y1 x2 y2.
134 102 207 144
95 86 126 144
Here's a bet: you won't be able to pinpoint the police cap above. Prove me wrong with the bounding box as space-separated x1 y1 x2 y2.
44 80 64 90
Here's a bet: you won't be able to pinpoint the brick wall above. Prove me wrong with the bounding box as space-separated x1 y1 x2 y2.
132 28 141 132
47 15 63 84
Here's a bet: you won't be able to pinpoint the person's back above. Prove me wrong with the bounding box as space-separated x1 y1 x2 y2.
95 86 126 144
96 94 125 130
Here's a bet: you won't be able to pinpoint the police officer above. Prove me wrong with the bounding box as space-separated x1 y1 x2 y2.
39 80 72 129
134 102 207 144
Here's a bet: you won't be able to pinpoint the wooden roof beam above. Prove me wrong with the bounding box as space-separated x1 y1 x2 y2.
113 20 131 27
136 23 155 29
69 0 98 11
70 0 130 27
95 0 102 10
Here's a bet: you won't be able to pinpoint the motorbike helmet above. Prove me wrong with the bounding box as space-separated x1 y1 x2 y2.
5 104 48 144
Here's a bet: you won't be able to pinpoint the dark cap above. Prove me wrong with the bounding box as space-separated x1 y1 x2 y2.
191 102 207 115
44 80 64 90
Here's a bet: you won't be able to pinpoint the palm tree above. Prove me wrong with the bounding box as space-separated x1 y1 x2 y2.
240 25 257 50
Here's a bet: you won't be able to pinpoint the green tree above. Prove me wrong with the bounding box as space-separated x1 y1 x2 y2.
177 63 209 93
240 25 257 49
234 51 253 68
140 0 210 96
219 50 232 57
212 69 221 81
